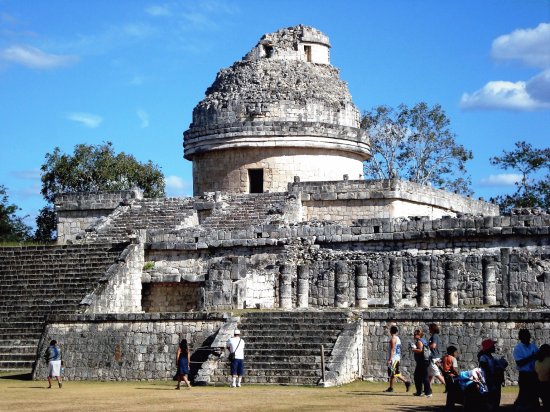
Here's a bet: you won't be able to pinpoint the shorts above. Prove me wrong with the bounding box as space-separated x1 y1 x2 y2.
230 359 244 376
48 360 61 378
428 358 442 377
387 360 401 378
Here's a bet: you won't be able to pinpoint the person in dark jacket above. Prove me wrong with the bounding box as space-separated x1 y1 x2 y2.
44 339 62 388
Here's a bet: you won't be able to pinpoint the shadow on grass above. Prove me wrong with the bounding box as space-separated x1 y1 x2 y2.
0 371 32 380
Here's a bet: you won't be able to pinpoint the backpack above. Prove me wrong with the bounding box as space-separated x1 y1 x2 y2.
421 339 431 361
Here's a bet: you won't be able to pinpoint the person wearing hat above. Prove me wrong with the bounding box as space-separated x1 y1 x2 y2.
226 329 245 388
478 338 507 410
513 329 539 410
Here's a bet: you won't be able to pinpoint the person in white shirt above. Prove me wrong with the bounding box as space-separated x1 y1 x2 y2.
385 325 411 393
513 329 539 409
226 329 245 387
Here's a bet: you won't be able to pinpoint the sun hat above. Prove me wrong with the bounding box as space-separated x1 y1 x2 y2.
234 329 241 335
481 339 496 351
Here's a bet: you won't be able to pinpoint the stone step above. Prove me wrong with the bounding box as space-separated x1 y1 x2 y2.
246 342 334 350
0 353 36 361
0 360 34 370
242 323 344 331
238 331 340 340
0 345 37 354
243 358 322 367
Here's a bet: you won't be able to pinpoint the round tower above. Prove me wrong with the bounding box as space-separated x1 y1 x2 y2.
184 25 370 195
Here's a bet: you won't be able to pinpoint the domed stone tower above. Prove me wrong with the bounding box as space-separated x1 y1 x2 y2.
184 25 370 195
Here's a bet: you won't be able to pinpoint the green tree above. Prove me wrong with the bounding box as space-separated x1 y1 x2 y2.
35 142 165 240
361 102 473 195
490 141 549 213
0 185 32 242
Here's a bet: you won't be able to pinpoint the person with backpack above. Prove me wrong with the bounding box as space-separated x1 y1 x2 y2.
478 338 508 411
44 339 63 389
411 328 432 397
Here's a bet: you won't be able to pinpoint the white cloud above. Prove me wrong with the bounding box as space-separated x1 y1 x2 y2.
479 173 522 187
137 109 149 128
0 45 78 69
165 175 191 196
67 112 103 128
460 80 549 110
491 22 550 68
145 5 172 17
461 22 550 111
10 169 41 180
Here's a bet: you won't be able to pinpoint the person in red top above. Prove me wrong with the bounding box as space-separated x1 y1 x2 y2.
441 346 459 409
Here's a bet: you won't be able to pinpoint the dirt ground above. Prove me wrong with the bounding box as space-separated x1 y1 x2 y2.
0 371 521 412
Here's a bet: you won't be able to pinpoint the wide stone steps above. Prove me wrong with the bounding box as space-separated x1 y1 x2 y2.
206 311 349 386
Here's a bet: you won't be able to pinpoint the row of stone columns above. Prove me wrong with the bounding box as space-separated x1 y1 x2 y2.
279 256 500 309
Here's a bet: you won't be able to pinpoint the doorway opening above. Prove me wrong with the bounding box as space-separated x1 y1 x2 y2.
248 169 264 193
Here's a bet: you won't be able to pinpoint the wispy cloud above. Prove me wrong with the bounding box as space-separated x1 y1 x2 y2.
67 112 103 128
10 169 41 180
461 22 550 111
145 4 172 17
137 109 149 128
0 45 78 69
165 175 192 196
479 173 522 187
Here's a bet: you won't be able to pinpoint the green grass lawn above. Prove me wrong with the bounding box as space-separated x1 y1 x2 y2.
0 371 521 412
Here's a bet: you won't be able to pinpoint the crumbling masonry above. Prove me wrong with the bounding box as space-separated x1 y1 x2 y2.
0 25 548 386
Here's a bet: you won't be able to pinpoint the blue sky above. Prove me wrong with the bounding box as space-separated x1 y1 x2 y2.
1 0 549 227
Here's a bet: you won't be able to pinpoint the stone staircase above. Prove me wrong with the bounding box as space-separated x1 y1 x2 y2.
81 198 197 242
0 243 124 370
208 311 349 385
201 193 289 230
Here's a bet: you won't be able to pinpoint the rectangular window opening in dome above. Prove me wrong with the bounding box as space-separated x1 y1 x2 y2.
248 169 264 194
304 45 312 62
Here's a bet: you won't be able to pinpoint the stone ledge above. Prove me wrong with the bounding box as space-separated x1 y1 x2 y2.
360 308 550 321
45 312 230 323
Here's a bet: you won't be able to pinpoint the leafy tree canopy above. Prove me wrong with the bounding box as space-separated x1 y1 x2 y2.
490 140 549 213
0 185 32 242
361 102 473 195
35 142 165 241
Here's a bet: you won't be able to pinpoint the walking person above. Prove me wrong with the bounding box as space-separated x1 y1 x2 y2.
44 339 62 389
384 325 411 393
513 329 539 410
411 329 432 397
175 339 192 389
428 323 446 390
535 344 550 409
226 329 245 388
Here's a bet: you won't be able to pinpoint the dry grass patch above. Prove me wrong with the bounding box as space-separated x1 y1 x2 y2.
0 372 520 412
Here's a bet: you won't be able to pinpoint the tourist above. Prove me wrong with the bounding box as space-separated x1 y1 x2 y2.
478 338 507 410
535 344 550 408
175 339 192 389
513 329 539 410
441 345 459 408
43 339 62 389
427 323 446 390
410 328 431 397
226 329 245 388
384 325 411 393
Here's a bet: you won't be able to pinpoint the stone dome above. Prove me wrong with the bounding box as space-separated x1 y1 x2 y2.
183 25 370 195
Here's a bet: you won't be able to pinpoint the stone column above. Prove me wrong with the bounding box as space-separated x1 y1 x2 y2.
482 258 497 306
335 262 349 308
355 264 369 308
417 259 431 308
445 260 459 307
500 248 510 307
544 272 550 307
279 265 293 309
297 265 310 308
389 257 403 308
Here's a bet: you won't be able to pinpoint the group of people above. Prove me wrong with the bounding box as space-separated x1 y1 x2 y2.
385 324 550 410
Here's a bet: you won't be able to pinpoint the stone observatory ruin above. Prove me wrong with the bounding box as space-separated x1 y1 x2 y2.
0 25 548 387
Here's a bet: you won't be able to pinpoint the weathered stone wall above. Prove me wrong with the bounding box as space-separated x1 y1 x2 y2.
81 240 144 314
192 147 364 195
293 179 500 220
32 313 226 381
361 309 550 385
56 190 142 243
141 282 200 313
